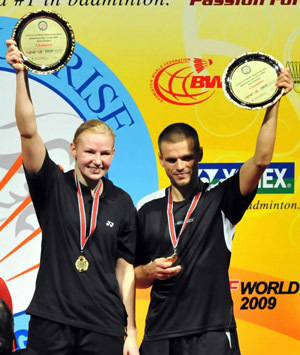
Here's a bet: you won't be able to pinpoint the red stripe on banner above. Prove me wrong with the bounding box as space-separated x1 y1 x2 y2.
7 263 40 282
0 196 32 232
0 154 23 191
0 277 13 312
0 228 41 263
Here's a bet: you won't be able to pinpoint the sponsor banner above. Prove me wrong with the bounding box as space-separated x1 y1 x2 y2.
199 162 295 194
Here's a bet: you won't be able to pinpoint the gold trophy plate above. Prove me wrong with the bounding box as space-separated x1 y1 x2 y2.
222 52 284 110
12 9 75 75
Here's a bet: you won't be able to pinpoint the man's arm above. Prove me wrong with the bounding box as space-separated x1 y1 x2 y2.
239 68 293 196
135 258 181 289
6 39 46 173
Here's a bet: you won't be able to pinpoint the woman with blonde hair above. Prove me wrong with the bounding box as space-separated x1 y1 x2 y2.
6 39 139 355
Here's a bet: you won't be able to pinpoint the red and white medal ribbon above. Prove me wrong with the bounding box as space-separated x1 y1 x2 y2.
167 187 201 253
74 172 103 252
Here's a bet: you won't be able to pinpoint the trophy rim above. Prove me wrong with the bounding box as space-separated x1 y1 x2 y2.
222 51 284 110
12 9 75 75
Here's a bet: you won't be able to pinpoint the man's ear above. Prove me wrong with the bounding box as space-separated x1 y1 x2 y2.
198 147 203 162
158 151 164 167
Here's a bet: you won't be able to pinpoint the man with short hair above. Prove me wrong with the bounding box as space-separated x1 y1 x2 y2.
135 69 293 355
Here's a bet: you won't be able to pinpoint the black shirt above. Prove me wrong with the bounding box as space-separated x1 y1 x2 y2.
136 171 256 341
25 151 137 336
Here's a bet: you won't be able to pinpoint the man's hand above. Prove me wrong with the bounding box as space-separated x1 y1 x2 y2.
135 256 182 288
143 257 182 281
276 68 294 95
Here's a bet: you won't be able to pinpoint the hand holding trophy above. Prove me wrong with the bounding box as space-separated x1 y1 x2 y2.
222 52 284 110
11 9 75 75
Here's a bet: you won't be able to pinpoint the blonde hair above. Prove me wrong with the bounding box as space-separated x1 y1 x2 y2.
73 120 115 147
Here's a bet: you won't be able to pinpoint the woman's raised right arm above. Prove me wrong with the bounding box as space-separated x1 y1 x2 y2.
6 39 45 173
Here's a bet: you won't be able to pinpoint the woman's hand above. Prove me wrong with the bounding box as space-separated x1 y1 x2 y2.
5 39 24 72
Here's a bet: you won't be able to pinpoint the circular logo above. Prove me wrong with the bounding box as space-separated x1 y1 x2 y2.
241 65 251 75
38 20 48 31
151 58 216 105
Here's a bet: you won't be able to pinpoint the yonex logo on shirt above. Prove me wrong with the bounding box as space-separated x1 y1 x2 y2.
175 218 194 226
106 221 114 228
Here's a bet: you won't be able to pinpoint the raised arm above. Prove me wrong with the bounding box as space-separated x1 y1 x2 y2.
115 258 139 355
6 39 45 173
239 68 293 196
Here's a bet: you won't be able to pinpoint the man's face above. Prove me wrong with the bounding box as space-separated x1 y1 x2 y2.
159 137 202 189
71 131 115 185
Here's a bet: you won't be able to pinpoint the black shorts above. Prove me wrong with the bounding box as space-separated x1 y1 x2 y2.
25 315 124 355
140 330 241 355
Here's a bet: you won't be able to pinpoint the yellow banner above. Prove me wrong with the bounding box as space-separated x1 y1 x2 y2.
0 0 299 353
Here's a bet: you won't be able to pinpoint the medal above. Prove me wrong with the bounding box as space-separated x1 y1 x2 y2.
75 254 89 272
74 172 103 272
166 252 178 263
166 186 202 258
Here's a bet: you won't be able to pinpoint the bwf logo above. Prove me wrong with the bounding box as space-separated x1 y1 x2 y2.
150 58 221 105
106 221 114 228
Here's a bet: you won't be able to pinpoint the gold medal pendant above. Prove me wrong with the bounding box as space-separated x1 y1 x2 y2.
166 252 178 263
75 255 89 272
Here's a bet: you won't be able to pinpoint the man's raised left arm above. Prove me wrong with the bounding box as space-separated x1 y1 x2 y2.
239 68 294 196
